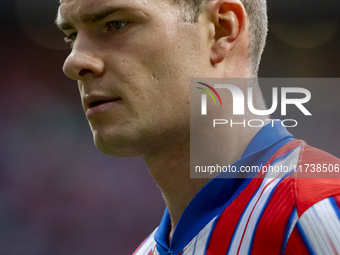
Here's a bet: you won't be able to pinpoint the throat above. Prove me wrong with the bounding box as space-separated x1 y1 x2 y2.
145 140 209 233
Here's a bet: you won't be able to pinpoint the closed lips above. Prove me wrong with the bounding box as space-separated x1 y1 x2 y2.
89 99 117 108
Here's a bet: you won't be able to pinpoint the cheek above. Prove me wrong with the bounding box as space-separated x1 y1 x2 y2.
108 25 202 110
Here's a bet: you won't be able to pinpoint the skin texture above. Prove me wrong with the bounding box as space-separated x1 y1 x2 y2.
57 0 267 241
58 0 208 158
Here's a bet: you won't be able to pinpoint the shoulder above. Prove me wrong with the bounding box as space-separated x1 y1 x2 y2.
291 140 340 216
265 139 340 214
245 140 340 254
278 140 340 254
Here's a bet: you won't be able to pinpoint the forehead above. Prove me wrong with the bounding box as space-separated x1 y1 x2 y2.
57 0 172 22
56 0 181 32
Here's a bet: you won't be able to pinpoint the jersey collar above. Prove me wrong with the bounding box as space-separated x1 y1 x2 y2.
155 122 294 254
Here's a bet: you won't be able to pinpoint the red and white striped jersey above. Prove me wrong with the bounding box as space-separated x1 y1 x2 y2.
133 124 340 255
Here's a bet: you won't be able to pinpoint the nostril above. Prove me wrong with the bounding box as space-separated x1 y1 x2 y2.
79 69 93 76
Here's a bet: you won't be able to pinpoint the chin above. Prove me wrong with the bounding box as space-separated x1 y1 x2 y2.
93 133 143 158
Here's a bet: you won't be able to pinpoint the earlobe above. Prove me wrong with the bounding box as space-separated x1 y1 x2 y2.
210 0 246 65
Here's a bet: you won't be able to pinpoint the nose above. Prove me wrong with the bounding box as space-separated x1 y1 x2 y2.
63 42 104 81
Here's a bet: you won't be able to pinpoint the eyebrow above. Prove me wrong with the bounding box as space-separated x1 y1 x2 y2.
56 6 125 30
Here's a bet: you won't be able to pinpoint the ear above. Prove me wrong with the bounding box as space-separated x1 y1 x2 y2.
210 0 247 65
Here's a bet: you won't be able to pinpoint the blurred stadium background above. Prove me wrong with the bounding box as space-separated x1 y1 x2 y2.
0 0 339 254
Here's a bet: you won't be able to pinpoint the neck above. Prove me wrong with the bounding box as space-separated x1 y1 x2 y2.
143 115 268 241
144 141 208 232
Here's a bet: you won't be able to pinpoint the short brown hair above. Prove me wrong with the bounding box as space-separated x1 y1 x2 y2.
172 0 268 75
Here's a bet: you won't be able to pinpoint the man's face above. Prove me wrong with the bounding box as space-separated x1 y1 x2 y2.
57 0 210 157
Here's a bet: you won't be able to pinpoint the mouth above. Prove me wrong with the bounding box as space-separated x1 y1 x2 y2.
84 95 122 117
88 99 117 108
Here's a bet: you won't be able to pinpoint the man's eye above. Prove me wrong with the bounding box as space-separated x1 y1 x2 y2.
107 21 129 31
64 33 77 45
